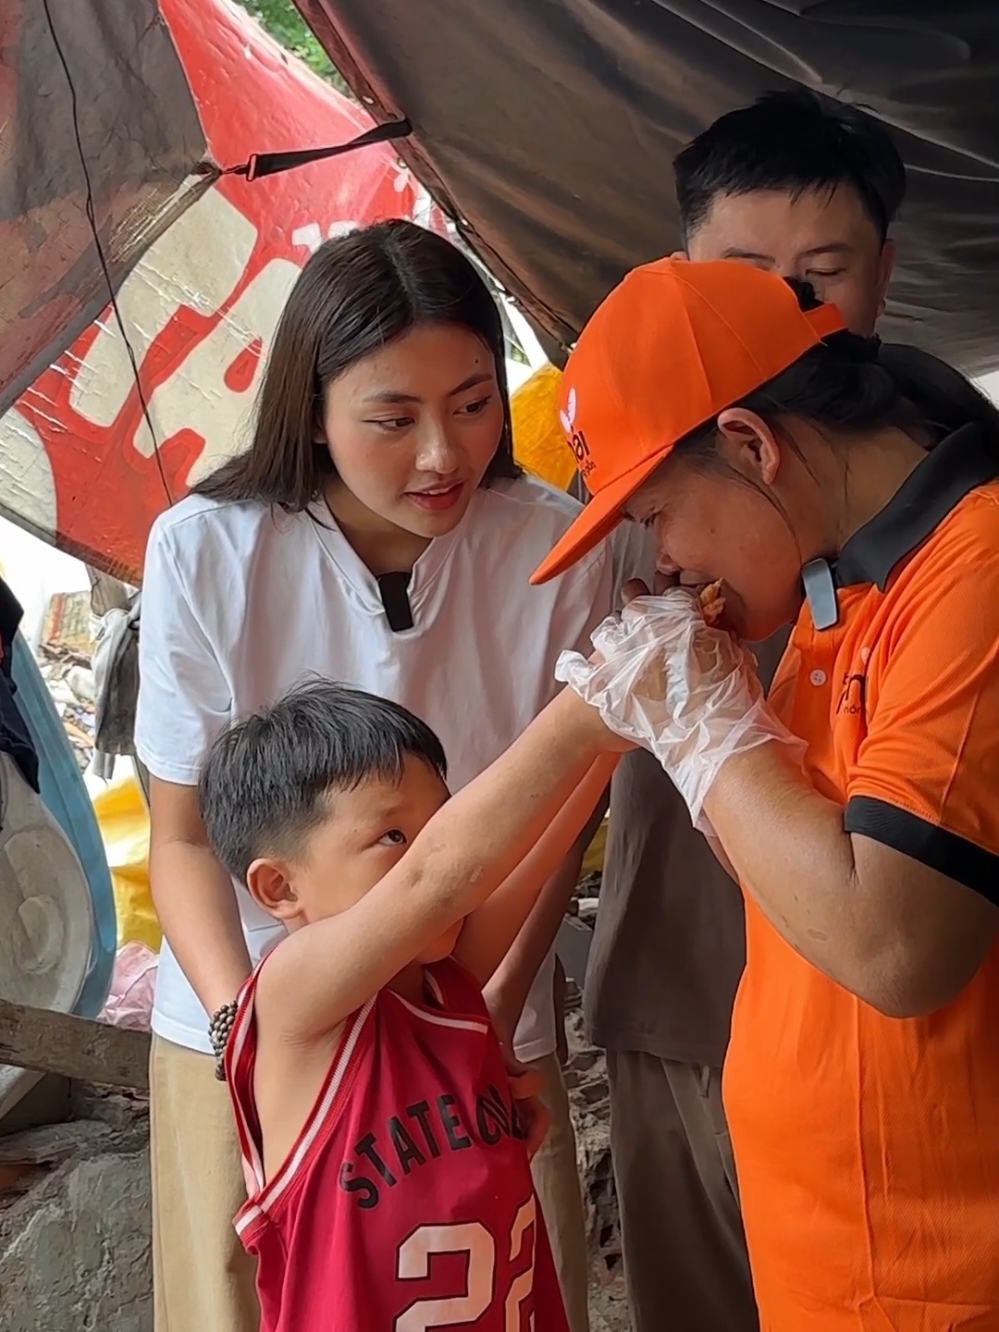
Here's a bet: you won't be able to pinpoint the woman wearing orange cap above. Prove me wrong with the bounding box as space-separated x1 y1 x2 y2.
518 257 999 1329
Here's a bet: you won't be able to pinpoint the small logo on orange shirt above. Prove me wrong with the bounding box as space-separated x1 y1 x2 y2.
836 671 867 717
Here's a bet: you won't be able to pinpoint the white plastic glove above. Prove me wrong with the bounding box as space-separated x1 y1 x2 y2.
555 590 804 829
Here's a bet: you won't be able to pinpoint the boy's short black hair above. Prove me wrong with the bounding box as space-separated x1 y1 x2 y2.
199 680 448 884
673 89 906 243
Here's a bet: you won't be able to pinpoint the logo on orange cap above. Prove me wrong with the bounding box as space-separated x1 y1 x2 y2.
530 258 846 585
558 388 594 479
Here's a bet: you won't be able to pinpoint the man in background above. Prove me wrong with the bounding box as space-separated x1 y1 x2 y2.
584 90 907 1332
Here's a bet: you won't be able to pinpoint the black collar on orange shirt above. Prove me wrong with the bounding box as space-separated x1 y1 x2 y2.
802 422 999 630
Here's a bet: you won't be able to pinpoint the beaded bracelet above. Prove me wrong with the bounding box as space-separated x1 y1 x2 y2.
208 1000 238 1081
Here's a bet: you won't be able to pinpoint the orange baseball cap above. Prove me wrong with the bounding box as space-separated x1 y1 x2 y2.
530 257 846 584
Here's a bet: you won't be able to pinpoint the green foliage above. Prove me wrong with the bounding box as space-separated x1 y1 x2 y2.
234 0 352 97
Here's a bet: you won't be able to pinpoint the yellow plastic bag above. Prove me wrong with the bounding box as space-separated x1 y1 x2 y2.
511 364 575 491
91 775 161 952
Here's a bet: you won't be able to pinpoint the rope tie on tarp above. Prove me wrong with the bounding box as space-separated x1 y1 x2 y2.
224 118 412 181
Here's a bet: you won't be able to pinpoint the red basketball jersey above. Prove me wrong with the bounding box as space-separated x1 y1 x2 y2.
226 956 570 1332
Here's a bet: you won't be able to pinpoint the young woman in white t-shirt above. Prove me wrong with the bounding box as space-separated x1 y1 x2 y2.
136 221 641 1332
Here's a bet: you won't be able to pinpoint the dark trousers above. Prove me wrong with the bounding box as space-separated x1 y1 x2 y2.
608 1049 759 1332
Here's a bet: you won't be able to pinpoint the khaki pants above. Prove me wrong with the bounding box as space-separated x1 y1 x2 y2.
150 1036 260 1332
608 1050 759 1332
530 1051 591 1332
151 1038 588 1332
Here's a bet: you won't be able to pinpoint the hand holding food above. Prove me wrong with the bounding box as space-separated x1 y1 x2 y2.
555 587 803 827
698 580 725 625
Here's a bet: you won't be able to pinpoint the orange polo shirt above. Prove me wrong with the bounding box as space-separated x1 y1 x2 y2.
723 423 999 1332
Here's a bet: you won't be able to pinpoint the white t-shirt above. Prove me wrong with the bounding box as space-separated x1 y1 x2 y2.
135 475 648 1060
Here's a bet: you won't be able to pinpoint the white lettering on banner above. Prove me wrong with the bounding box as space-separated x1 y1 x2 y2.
292 220 360 254
68 192 258 431
291 222 325 253
129 257 301 482
69 190 366 486
0 408 58 535
67 186 282 486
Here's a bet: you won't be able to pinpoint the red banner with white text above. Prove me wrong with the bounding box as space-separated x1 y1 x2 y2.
0 0 443 581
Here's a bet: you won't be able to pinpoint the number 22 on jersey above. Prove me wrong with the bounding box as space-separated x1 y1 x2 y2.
396 1197 538 1331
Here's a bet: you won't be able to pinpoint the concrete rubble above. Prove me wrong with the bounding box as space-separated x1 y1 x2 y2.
0 1085 151 1332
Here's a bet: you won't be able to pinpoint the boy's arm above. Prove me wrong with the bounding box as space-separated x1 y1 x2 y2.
479 838 590 1052
453 756 615 986
481 808 603 1052
256 688 623 1044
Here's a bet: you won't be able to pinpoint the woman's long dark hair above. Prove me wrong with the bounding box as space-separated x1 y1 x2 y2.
675 279 999 476
194 221 520 509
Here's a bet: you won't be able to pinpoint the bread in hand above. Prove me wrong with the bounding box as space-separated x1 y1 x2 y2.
698 581 725 625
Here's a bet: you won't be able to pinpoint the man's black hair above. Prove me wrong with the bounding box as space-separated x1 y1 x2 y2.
673 89 906 243
199 680 448 884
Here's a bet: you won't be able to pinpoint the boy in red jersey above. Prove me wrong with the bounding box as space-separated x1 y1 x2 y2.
200 680 611 1332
